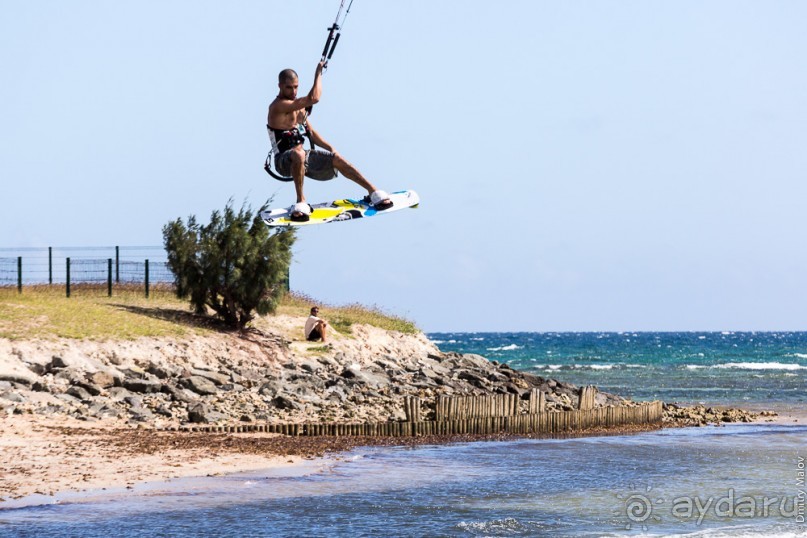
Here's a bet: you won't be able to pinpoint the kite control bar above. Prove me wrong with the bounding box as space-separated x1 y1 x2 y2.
320 0 354 70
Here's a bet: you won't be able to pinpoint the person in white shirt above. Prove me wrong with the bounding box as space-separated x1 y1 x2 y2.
304 306 328 343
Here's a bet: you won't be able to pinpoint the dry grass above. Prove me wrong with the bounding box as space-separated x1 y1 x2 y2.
0 285 205 340
0 286 418 340
278 292 418 335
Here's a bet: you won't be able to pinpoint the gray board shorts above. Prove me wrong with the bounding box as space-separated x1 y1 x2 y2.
275 149 338 181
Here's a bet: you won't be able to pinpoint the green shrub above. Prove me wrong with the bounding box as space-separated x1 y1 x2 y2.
163 200 294 331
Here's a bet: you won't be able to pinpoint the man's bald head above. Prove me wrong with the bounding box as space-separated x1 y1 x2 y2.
278 69 298 84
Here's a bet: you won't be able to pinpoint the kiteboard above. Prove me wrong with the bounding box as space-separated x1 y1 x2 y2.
261 190 419 227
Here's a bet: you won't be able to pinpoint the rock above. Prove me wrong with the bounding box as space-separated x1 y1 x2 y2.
230 370 261 388
339 365 389 388
316 356 340 369
96 406 121 419
66 386 92 401
486 371 508 383
0 391 27 403
54 369 79 383
153 405 174 418
25 362 47 376
146 365 175 380
0 374 33 386
182 376 218 396
258 380 282 398
129 406 154 421
461 354 493 370
270 395 302 411
31 381 50 392
122 379 163 394
74 381 103 397
188 403 225 424
107 387 135 401
88 371 116 388
124 395 144 408
287 373 325 391
457 370 488 388
49 356 68 370
220 383 245 392
161 384 197 404
55 393 81 405
190 369 230 386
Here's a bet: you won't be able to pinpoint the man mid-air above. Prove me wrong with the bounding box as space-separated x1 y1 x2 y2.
267 61 393 222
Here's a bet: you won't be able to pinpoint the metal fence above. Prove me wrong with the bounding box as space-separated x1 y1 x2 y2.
0 246 172 297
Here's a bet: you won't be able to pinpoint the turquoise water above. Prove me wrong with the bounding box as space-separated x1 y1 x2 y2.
429 332 807 407
1 333 805 537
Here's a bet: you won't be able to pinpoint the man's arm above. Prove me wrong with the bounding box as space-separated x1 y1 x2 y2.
271 62 325 114
306 121 335 152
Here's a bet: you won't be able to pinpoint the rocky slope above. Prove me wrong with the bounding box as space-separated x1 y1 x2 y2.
0 318 760 428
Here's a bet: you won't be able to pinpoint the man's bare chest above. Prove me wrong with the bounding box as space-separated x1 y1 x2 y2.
269 101 304 129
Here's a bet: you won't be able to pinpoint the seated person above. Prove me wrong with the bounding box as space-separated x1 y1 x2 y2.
304 306 328 343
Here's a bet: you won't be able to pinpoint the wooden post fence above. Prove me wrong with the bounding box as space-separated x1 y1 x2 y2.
170 396 664 438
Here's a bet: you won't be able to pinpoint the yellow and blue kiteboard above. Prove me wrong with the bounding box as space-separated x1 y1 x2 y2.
261 190 419 227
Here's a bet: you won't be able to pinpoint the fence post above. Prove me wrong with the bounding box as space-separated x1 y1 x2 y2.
107 258 113 297
66 257 71 298
115 246 120 283
48 247 53 285
145 259 150 298
17 256 22 294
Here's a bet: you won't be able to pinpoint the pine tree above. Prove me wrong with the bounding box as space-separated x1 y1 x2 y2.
163 200 294 330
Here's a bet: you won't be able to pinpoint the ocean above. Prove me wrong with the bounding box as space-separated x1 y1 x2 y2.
431 332 807 410
1 332 805 537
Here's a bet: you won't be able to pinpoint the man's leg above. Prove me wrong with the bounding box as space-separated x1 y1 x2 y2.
290 146 306 203
331 153 393 209
332 154 377 194
317 321 328 343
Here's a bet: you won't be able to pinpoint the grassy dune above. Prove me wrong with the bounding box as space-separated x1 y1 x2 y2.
0 286 417 340
278 293 418 335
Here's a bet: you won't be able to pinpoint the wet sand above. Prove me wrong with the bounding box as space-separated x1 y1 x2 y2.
1 414 667 507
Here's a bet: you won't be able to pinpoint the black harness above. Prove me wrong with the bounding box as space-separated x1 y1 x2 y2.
268 124 306 154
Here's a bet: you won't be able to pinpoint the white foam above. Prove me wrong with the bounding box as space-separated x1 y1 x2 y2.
486 344 522 351
791 353 807 359
535 363 644 371
714 362 807 371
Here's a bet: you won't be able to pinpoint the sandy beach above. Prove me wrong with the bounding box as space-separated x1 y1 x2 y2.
1 414 680 507
0 415 306 502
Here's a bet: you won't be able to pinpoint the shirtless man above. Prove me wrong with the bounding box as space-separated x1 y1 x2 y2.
267 61 393 222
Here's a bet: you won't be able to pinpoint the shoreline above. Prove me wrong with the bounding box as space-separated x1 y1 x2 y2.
1 314 799 512
2 408 795 510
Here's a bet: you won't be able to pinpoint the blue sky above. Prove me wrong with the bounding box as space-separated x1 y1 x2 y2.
2 1 806 332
